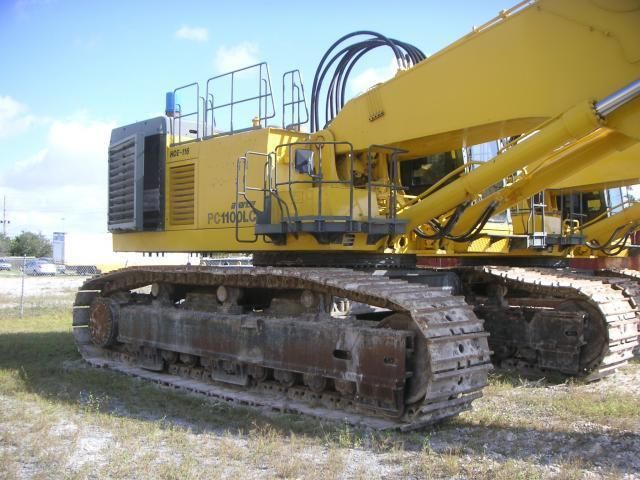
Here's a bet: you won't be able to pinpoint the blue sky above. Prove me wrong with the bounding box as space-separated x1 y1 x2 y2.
0 0 514 236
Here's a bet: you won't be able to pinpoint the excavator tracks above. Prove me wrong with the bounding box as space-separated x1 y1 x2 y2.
468 267 639 380
72 266 491 430
597 268 640 357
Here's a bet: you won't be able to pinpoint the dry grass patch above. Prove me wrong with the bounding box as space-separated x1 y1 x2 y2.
320 447 346 480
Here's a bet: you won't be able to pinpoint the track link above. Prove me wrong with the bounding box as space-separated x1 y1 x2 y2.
475 266 639 379
72 266 491 430
597 268 640 357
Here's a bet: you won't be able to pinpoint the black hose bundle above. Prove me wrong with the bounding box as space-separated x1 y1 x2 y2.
310 31 426 132
586 223 639 256
413 201 500 243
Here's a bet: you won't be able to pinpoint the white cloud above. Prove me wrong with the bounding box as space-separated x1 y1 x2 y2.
214 42 258 73
47 117 113 158
348 59 398 97
175 25 208 42
0 96 37 139
0 113 115 235
1 185 108 236
12 148 47 171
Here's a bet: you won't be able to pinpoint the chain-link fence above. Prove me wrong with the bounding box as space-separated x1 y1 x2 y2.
0 254 236 317
0 256 96 317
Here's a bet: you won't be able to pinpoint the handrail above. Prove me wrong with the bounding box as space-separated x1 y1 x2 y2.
469 0 534 35
235 151 274 243
171 82 200 145
282 70 309 129
205 62 275 137
274 141 354 226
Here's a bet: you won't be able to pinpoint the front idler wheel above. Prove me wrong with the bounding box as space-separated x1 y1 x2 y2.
88 297 119 347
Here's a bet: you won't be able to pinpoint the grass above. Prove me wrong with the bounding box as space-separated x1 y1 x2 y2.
463 369 640 432
554 390 639 423
0 290 639 478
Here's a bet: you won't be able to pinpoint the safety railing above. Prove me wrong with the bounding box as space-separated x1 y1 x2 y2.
527 191 547 247
282 70 308 130
169 82 200 144
235 151 279 243
234 141 409 243
274 141 355 227
167 62 309 145
205 62 275 137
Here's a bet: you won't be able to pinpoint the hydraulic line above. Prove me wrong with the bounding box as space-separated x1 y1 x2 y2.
586 224 639 256
414 201 498 242
581 201 640 253
414 203 468 240
310 32 425 132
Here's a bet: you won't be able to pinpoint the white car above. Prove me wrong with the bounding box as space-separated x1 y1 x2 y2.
24 260 56 276
0 259 11 271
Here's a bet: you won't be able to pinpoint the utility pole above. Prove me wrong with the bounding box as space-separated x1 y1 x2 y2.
1 196 8 236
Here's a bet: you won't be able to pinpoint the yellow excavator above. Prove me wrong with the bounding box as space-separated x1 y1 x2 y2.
73 0 640 429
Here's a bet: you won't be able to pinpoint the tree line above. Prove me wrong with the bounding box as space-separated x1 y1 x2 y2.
0 232 53 258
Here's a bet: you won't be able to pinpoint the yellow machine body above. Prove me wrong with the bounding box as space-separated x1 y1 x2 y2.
113 127 387 253
111 0 640 261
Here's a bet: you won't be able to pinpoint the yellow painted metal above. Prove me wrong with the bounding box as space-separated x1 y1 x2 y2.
547 143 640 191
323 0 640 157
113 0 640 258
396 101 603 232
115 126 384 253
581 201 640 246
466 236 510 254
450 130 636 236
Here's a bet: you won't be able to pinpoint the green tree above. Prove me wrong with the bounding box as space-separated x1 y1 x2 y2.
0 233 10 256
10 232 52 257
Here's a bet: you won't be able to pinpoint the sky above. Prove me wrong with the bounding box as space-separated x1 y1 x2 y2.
0 0 515 238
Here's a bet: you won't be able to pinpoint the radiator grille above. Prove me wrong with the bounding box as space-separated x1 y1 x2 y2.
169 163 195 225
108 137 136 229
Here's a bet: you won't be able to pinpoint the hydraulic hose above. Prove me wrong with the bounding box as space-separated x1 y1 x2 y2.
311 32 425 132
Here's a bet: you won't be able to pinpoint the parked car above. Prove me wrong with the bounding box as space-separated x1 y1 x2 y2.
0 259 11 271
38 257 66 274
23 260 56 276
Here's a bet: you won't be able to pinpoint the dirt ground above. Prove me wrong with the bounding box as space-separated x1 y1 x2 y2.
0 273 86 311
0 274 85 298
0 274 639 479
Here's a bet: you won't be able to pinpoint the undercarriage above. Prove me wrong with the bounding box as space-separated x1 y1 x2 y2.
464 267 639 380
72 264 639 428
73 266 491 430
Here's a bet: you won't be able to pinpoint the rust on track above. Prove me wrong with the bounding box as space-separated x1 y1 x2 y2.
72 266 492 430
